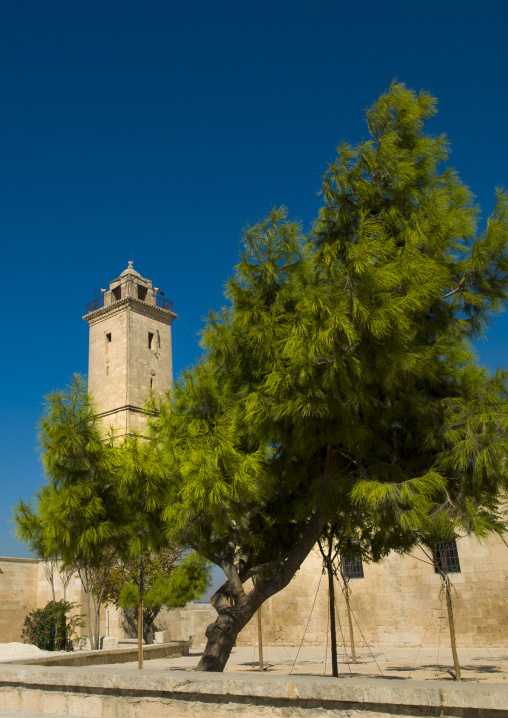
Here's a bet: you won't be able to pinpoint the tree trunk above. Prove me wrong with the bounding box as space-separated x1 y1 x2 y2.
327 559 338 677
93 599 101 651
344 583 356 664
143 609 159 644
196 501 329 671
197 605 255 672
82 572 93 650
257 606 264 671
51 579 59 651
197 617 240 672
138 556 144 670
445 581 461 681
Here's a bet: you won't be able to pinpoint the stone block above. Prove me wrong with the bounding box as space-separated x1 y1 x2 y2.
67 692 103 718
0 687 20 710
102 637 120 650
20 688 42 712
102 694 138 718
142 699 192 718
154 630 169 644
41 690 68 715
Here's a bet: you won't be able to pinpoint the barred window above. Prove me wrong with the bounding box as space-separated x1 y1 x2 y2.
342 556 364 579
433 540 461 574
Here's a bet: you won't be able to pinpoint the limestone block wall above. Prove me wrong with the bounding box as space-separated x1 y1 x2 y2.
126 307 173 406
235 532 508 648
3 664 506 718
2 532 506 647
87 308 128 420
156 532 508 650
0 559 88 644
153 604 216 647
86 300 174 437
0 557 39 642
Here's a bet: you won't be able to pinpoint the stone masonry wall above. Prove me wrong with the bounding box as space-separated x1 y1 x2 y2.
235 532 508 648
0 557 39 642
0 558 87 643
1 531 506 647
2 664 507 718
160 532 508 650
87 307 128 426
87 301 174 437
126 306 173 408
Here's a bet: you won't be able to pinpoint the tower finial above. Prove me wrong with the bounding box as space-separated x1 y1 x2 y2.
128 260 133 270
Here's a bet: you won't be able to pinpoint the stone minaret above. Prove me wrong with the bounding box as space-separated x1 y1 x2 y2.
83 262 177 437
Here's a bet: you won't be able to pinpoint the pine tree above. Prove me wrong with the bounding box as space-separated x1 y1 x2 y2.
155 82 508 671
14 375 123 650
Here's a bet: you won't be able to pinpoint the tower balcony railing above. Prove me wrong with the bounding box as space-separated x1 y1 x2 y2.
86 291 174 314
86 291 105 314
156 293 174 312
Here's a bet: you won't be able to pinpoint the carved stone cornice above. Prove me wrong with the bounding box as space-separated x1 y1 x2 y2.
83 297 177 326
97 404 147 418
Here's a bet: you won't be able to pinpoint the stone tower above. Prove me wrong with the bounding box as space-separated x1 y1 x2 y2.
83 262 177 437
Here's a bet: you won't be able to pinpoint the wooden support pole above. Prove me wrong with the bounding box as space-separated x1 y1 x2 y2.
327 559 338 677
344 583 357 664
138 556 144 671
445 581 461 681
257 606 264 671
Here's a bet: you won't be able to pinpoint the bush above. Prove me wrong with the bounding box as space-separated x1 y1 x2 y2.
21 600 83 650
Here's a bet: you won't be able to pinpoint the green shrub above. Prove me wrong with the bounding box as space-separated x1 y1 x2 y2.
21 600 84 651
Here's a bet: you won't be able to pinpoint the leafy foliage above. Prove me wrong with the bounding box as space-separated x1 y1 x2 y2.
102 548 209 642
117 552 211 611
21 600 84 651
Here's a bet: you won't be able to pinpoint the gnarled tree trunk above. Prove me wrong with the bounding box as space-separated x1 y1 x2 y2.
196 506 327 671
197 599 260 672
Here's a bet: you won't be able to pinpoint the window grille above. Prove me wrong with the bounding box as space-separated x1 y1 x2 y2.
433 540 461 574
342 556 364 579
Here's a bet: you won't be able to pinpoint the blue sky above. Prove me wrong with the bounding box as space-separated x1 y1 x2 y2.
1 0 508 559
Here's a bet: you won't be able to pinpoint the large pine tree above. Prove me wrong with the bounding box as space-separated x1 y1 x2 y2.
155 83 508 671
154 83 508 671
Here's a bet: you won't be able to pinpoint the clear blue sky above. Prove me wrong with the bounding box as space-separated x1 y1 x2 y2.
1 0 508 558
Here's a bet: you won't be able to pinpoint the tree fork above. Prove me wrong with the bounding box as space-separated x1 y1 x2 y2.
198 502 330 671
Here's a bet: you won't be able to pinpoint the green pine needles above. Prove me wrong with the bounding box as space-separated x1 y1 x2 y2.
152 82 508 670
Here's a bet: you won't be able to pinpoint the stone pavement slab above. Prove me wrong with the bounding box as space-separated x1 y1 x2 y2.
0 711 87 718
80 645 508 683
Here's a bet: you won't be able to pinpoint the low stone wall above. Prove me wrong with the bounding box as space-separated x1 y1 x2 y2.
0 664 507 717
1 642 189 668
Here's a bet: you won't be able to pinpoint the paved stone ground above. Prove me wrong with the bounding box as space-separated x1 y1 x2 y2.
81 645 508 683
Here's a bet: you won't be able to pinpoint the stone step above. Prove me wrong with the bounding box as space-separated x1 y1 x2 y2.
0 710 91 718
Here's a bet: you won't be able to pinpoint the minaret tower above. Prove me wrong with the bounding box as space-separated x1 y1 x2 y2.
83 262 177 437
